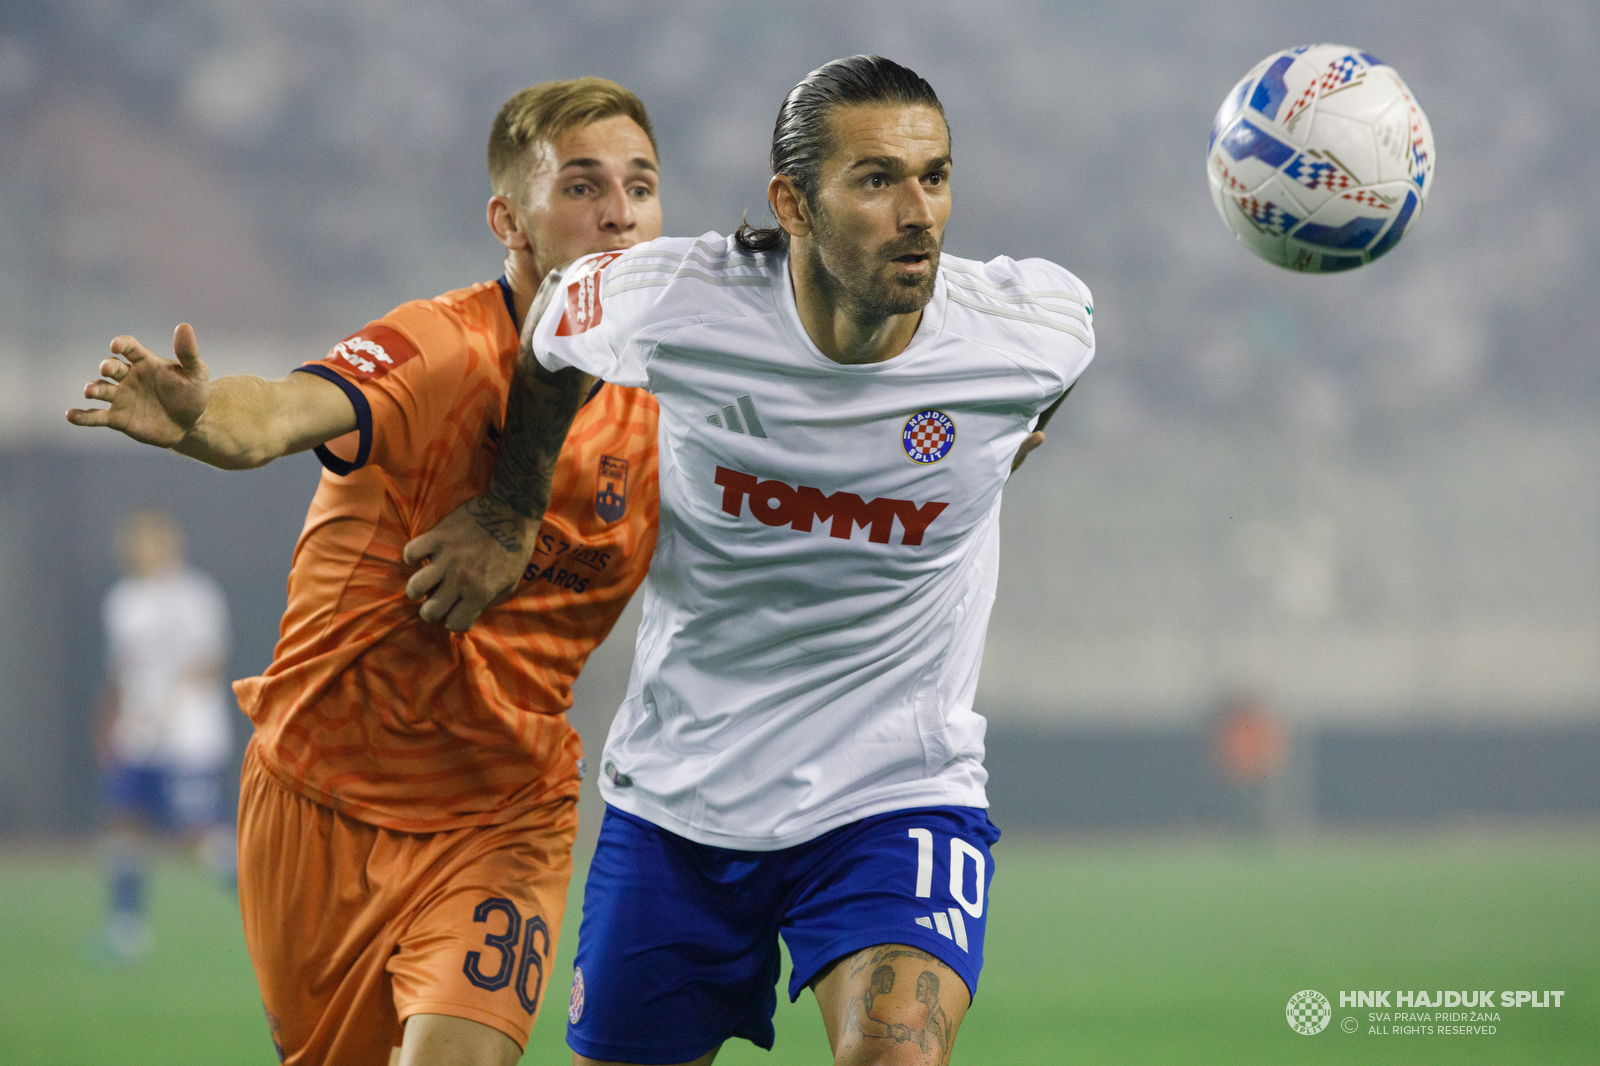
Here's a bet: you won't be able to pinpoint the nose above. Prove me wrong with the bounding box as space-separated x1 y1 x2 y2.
899 179 936 232
597 181 638 235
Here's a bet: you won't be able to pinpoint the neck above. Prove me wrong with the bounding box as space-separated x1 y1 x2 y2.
501 246 544 331
788 241 923 365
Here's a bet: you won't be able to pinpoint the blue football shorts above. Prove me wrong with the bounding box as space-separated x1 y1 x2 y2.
104 762 224 831
565 803 1000 1064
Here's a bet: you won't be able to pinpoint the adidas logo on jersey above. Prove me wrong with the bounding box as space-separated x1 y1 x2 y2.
705 394 767 438
713 466 948 546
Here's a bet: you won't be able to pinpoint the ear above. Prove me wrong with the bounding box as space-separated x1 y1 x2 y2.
769 175 813 239
488 195 532 251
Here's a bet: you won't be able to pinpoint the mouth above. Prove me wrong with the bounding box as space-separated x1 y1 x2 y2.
891 252 932 273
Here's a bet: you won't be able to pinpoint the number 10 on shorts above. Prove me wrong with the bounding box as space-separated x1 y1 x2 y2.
907 828 984 952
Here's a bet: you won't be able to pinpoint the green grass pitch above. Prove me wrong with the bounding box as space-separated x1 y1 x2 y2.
1 831 1594 1064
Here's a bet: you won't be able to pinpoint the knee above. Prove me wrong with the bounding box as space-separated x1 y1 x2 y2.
834 1039 948 1066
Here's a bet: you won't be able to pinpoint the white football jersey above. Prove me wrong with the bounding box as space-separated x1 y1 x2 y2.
103 567 232 769
535 233 1094 849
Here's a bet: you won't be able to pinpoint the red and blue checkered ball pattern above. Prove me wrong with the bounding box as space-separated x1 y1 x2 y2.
902 409 957 464
1205 44 1435 273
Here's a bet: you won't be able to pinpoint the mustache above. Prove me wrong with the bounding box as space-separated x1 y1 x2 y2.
880 232 941 260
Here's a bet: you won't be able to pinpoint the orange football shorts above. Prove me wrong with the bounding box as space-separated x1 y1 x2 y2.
238 741 576 1064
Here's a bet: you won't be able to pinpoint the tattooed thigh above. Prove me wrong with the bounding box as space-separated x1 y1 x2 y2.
812 944 971 1066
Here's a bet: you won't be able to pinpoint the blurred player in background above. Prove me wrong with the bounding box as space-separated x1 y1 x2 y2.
1211 691 1289 833
68 79 662 1066
411 55 1090 1066
98 508 234 960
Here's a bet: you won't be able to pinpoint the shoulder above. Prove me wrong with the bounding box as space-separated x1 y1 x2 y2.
327 283 494 380
177 567 227 603
430 280 511 338
595 232 776 311
937 253 1095 390
380 284 494 358
939 254 1093 345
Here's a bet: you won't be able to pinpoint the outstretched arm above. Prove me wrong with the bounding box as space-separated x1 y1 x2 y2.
402 272 593 632
66 324 356 469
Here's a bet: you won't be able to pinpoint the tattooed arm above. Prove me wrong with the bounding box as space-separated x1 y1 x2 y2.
402 271 592 632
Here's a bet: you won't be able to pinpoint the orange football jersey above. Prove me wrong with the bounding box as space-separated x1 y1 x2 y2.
233 279 659 833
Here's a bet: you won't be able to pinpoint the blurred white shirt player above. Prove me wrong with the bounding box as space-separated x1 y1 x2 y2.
99 509 234 959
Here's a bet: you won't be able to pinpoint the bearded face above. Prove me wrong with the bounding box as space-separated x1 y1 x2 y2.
792 103 951 326
806 196 943 320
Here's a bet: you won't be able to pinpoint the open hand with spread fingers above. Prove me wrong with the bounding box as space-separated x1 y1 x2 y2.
66 324 210 447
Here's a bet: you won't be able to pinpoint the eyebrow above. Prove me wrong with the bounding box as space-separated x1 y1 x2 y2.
558 156 659 174
847 154 952 173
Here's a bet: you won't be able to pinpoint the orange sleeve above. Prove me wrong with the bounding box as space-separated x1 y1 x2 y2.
295 301 475 477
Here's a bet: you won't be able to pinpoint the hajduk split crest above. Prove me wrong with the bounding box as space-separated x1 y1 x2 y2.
902 409 956 464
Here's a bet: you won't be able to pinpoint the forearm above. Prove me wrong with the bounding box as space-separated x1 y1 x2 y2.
176 374 350 470
487 354 593 520
168 375 284 469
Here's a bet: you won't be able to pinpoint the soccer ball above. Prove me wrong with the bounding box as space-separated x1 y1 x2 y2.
1206 45 1435 272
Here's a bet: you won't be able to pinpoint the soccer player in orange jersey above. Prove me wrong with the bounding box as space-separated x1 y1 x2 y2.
67 79 663 1066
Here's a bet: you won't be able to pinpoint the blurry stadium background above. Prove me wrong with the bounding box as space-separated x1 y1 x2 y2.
0 1 1595 1062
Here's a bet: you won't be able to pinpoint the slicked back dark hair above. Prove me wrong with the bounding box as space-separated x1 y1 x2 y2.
735 55 947 254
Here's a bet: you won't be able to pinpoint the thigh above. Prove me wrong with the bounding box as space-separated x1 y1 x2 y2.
812 943 971 1066
388 796 578 1052
781 806 1000 1006
566 806 782 1065
396 1012 521 1066
238 746 401 1066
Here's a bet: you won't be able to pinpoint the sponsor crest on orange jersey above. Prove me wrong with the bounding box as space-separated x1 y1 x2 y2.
556 251 625 336
324 323 418 380
597 455 629 523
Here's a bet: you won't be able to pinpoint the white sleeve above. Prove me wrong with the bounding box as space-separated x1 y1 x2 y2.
1027 261 1093 410
1058 272 1094 398
532 249 659 388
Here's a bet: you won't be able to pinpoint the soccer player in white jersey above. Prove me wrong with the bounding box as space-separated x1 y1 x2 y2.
98 509 234 959
405 55 1092 1065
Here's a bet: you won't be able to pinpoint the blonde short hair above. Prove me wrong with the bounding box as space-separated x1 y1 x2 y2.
488 77 658 197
